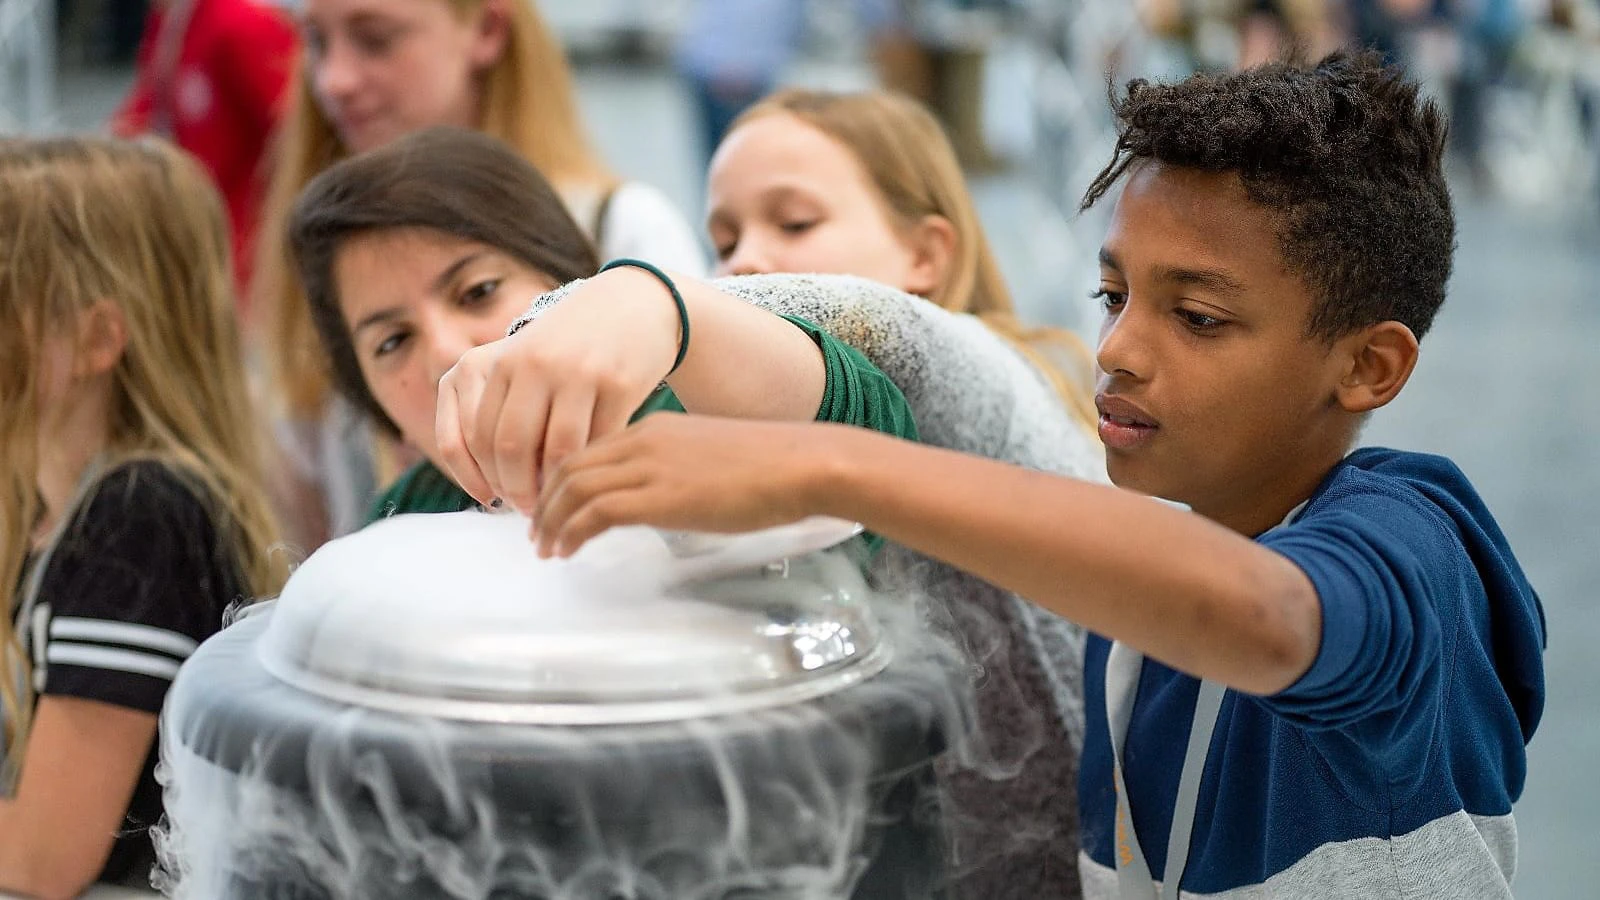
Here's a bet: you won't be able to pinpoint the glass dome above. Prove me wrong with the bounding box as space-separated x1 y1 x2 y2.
254 511 891 725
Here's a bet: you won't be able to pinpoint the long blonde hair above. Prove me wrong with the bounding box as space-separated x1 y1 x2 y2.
734 89 1099 431
0 137 285 772
258 0 615 418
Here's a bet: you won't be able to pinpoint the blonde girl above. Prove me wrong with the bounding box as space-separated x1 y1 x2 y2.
0 137 284 896
705 87 1100 432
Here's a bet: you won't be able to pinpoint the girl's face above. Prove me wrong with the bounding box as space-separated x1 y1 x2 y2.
333 228 554 465
706 113 938 296
302 0 507 154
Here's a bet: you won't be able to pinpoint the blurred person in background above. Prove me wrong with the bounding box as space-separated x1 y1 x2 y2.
111 0 298 305
255 0 705 551
674 0 809 172
870 0 1005 169
1137 0 1346 71
1235 0 1345 66
1353 0 1527 190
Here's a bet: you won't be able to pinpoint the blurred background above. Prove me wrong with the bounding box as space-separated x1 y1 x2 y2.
2 0 1596 896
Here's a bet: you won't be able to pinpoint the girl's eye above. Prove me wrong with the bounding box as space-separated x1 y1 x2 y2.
1090 289 1126 311
1177 309 1225 332
461 279 502 306
351 26 399 56
779 220 816 236
374 331 408 358
714 242 736 262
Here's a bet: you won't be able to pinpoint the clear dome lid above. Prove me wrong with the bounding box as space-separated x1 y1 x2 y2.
255 511 889 725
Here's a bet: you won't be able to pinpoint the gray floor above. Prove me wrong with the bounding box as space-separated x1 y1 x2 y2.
54 59 1600 898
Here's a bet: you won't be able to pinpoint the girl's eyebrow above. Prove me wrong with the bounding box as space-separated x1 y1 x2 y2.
352 306 403 339
431 252 484 293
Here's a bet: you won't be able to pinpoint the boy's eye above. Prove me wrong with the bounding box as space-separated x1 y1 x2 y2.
461 278 502 307
1090 289 1126 311
1177 308 1225 332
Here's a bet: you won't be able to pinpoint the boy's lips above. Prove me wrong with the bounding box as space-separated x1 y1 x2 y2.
1096 394 1158 450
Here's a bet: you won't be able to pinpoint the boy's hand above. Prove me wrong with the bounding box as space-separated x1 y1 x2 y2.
532 415 832 558
435 268 681 513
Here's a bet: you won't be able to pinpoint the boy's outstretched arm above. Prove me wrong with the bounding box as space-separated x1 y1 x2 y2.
534 415 1322 696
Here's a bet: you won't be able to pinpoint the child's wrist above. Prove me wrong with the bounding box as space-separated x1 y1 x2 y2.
797 424 868 522
597 259 690 377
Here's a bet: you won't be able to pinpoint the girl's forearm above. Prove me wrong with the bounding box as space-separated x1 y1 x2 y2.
805 426 1322 695
652 272 826 422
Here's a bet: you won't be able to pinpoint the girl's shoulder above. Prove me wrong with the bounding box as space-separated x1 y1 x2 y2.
24 460 242 722
69 458 218 539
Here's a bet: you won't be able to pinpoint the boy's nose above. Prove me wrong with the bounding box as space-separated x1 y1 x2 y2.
1096 307 1151 381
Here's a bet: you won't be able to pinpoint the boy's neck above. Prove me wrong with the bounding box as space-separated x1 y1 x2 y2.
1198 442 1350 537
35 377 115 543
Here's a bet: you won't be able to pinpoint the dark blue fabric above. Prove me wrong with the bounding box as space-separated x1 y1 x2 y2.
1079 448 1546 892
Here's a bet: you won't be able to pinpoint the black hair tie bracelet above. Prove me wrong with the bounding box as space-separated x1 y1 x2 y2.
599 258 691 377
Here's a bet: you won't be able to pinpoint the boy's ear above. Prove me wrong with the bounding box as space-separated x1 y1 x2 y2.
901 214 957 298
72 300 129 379
1334 320 1418 414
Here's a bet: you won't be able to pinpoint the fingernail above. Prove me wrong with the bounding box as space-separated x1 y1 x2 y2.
490 498 503 509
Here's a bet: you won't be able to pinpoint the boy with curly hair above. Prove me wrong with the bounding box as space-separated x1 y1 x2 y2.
456 51 1548 898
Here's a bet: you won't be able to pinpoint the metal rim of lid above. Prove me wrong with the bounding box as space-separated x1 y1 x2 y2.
251 515 889 725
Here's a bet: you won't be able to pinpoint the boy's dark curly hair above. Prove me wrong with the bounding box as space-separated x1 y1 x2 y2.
1081 51 1455 342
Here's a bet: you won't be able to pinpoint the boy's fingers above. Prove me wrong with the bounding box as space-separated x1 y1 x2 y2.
548 489 654 559
491 375 552 514
535 464 651 556
435 370 493 505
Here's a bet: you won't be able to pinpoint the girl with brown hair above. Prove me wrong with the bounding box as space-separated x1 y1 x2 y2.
259 0 705 544
287 127 917 521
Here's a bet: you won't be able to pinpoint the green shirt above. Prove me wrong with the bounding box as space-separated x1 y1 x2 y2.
368 314 919 522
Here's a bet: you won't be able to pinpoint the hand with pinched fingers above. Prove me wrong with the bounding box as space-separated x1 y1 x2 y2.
532 414 833 558
434 267 680 514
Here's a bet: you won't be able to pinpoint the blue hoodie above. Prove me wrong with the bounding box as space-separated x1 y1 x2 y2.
1078 448 1547 898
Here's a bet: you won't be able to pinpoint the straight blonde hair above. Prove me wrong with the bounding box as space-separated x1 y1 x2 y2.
257 0 616 419
733 89 1099 431
0 137 285 776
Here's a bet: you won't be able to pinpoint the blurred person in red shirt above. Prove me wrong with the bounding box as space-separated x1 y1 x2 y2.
113 0 298 312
